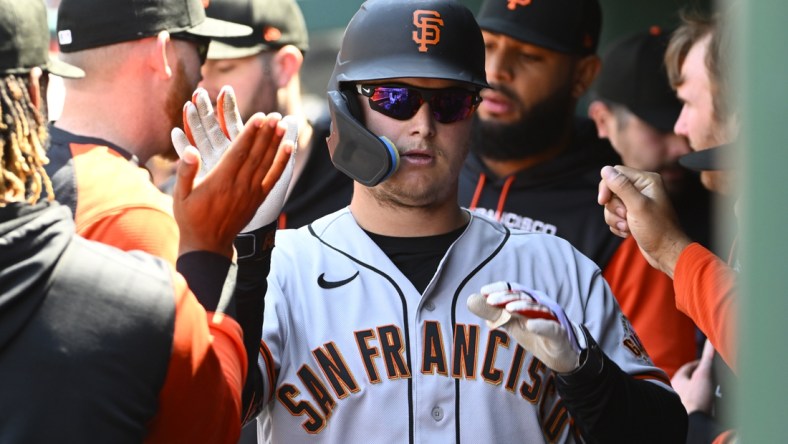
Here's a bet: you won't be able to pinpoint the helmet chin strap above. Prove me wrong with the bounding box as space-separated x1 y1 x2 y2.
326 90 400 187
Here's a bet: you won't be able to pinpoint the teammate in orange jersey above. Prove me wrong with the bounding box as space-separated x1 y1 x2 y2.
599 11 740 444
46 0 250 265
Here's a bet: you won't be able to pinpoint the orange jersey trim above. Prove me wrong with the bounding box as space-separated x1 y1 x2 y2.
260 340 277 403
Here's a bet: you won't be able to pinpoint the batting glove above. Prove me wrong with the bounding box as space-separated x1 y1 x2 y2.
171 86 298 233
467 281 586 374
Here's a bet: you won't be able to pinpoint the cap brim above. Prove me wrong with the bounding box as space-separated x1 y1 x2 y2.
477 18 581 54
186 17 252 39
47 56 85 79
679 144 734 171
630 106 680 133
207 41 267 60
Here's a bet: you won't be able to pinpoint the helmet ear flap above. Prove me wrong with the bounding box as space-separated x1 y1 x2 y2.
326 90 400 187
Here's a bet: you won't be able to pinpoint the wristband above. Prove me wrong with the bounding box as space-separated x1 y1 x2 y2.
234 221 277 260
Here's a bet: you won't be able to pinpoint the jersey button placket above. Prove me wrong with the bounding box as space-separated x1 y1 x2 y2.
431 406 444 422
424 302 436 311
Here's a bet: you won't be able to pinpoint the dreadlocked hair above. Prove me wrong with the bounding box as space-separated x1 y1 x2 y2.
0 73 52 204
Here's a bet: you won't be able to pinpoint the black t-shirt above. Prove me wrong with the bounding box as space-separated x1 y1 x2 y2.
365 225 467 293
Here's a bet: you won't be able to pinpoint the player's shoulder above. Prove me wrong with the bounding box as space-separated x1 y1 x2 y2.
275 208 355 249
468 210 576 248
465 211 590 267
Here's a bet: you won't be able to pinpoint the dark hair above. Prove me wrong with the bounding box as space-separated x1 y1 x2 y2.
0 73 52 203
665 10 730 123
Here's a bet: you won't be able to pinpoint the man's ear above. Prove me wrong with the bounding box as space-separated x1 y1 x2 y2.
572 55 601 99
271 45 303 88
588 100 612 139
153 31 174 79
28 67 43 111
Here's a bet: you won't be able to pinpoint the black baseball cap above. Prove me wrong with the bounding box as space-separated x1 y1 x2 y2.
679 144 734 171
595 27 681 133
0 0 83 78
476 0 602 55
56 0 253 53
205 0 309 60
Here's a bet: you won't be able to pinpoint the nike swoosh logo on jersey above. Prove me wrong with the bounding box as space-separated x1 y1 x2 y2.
317 271 359 289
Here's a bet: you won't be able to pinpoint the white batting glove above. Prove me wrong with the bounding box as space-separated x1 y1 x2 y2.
467 281 586 374
171 86 298 233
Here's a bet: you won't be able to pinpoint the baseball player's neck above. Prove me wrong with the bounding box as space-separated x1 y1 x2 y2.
54 97 164 164
350 190 468 237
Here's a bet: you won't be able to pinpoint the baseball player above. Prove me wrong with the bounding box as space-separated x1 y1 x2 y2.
181 0 687 442
0 1 293 441
46 0 251 265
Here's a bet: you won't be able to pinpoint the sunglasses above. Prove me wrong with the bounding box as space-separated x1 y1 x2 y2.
171 33 210 65
356 84 482 124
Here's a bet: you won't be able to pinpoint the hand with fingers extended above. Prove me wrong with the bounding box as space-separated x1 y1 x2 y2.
672 339 716 414
598 165 692 277
172 86 299 235
171 90 294 258
467 282 586 374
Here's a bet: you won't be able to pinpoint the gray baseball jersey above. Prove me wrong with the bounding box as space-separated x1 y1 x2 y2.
256 208 668 443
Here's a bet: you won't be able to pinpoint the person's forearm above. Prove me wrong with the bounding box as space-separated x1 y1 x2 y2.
233 221 277 423
176 251 233 313
556 327 688 443
654 234 692 279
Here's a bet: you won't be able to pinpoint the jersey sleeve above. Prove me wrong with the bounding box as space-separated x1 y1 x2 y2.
602 236 697 377
144 271 247 444
673 242 737 371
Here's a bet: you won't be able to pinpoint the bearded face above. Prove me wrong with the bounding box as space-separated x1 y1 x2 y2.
471 80 574 161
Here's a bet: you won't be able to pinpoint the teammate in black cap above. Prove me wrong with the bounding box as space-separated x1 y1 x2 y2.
462 0 698 381
599 12 741 444
590 27 696 196
589 26 720 378
201 0 354 229
461 0 612 263
0 0 292 441
44 0 251 265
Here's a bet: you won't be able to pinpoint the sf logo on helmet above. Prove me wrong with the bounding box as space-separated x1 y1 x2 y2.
412 10 444 52
507 0 533 10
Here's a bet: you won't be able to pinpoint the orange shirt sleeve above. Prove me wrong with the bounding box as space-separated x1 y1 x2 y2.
603 236 697 378
673 242 737 371
144 271 247 444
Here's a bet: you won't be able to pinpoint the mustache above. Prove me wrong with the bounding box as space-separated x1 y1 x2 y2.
485 82 518 102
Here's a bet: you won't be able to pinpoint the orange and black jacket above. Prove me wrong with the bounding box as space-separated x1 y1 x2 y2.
0 202 245 443
45 125 179 265
459 117 697 377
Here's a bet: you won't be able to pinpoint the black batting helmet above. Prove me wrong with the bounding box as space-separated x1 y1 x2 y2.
328 0 488 93
326 0 488 187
